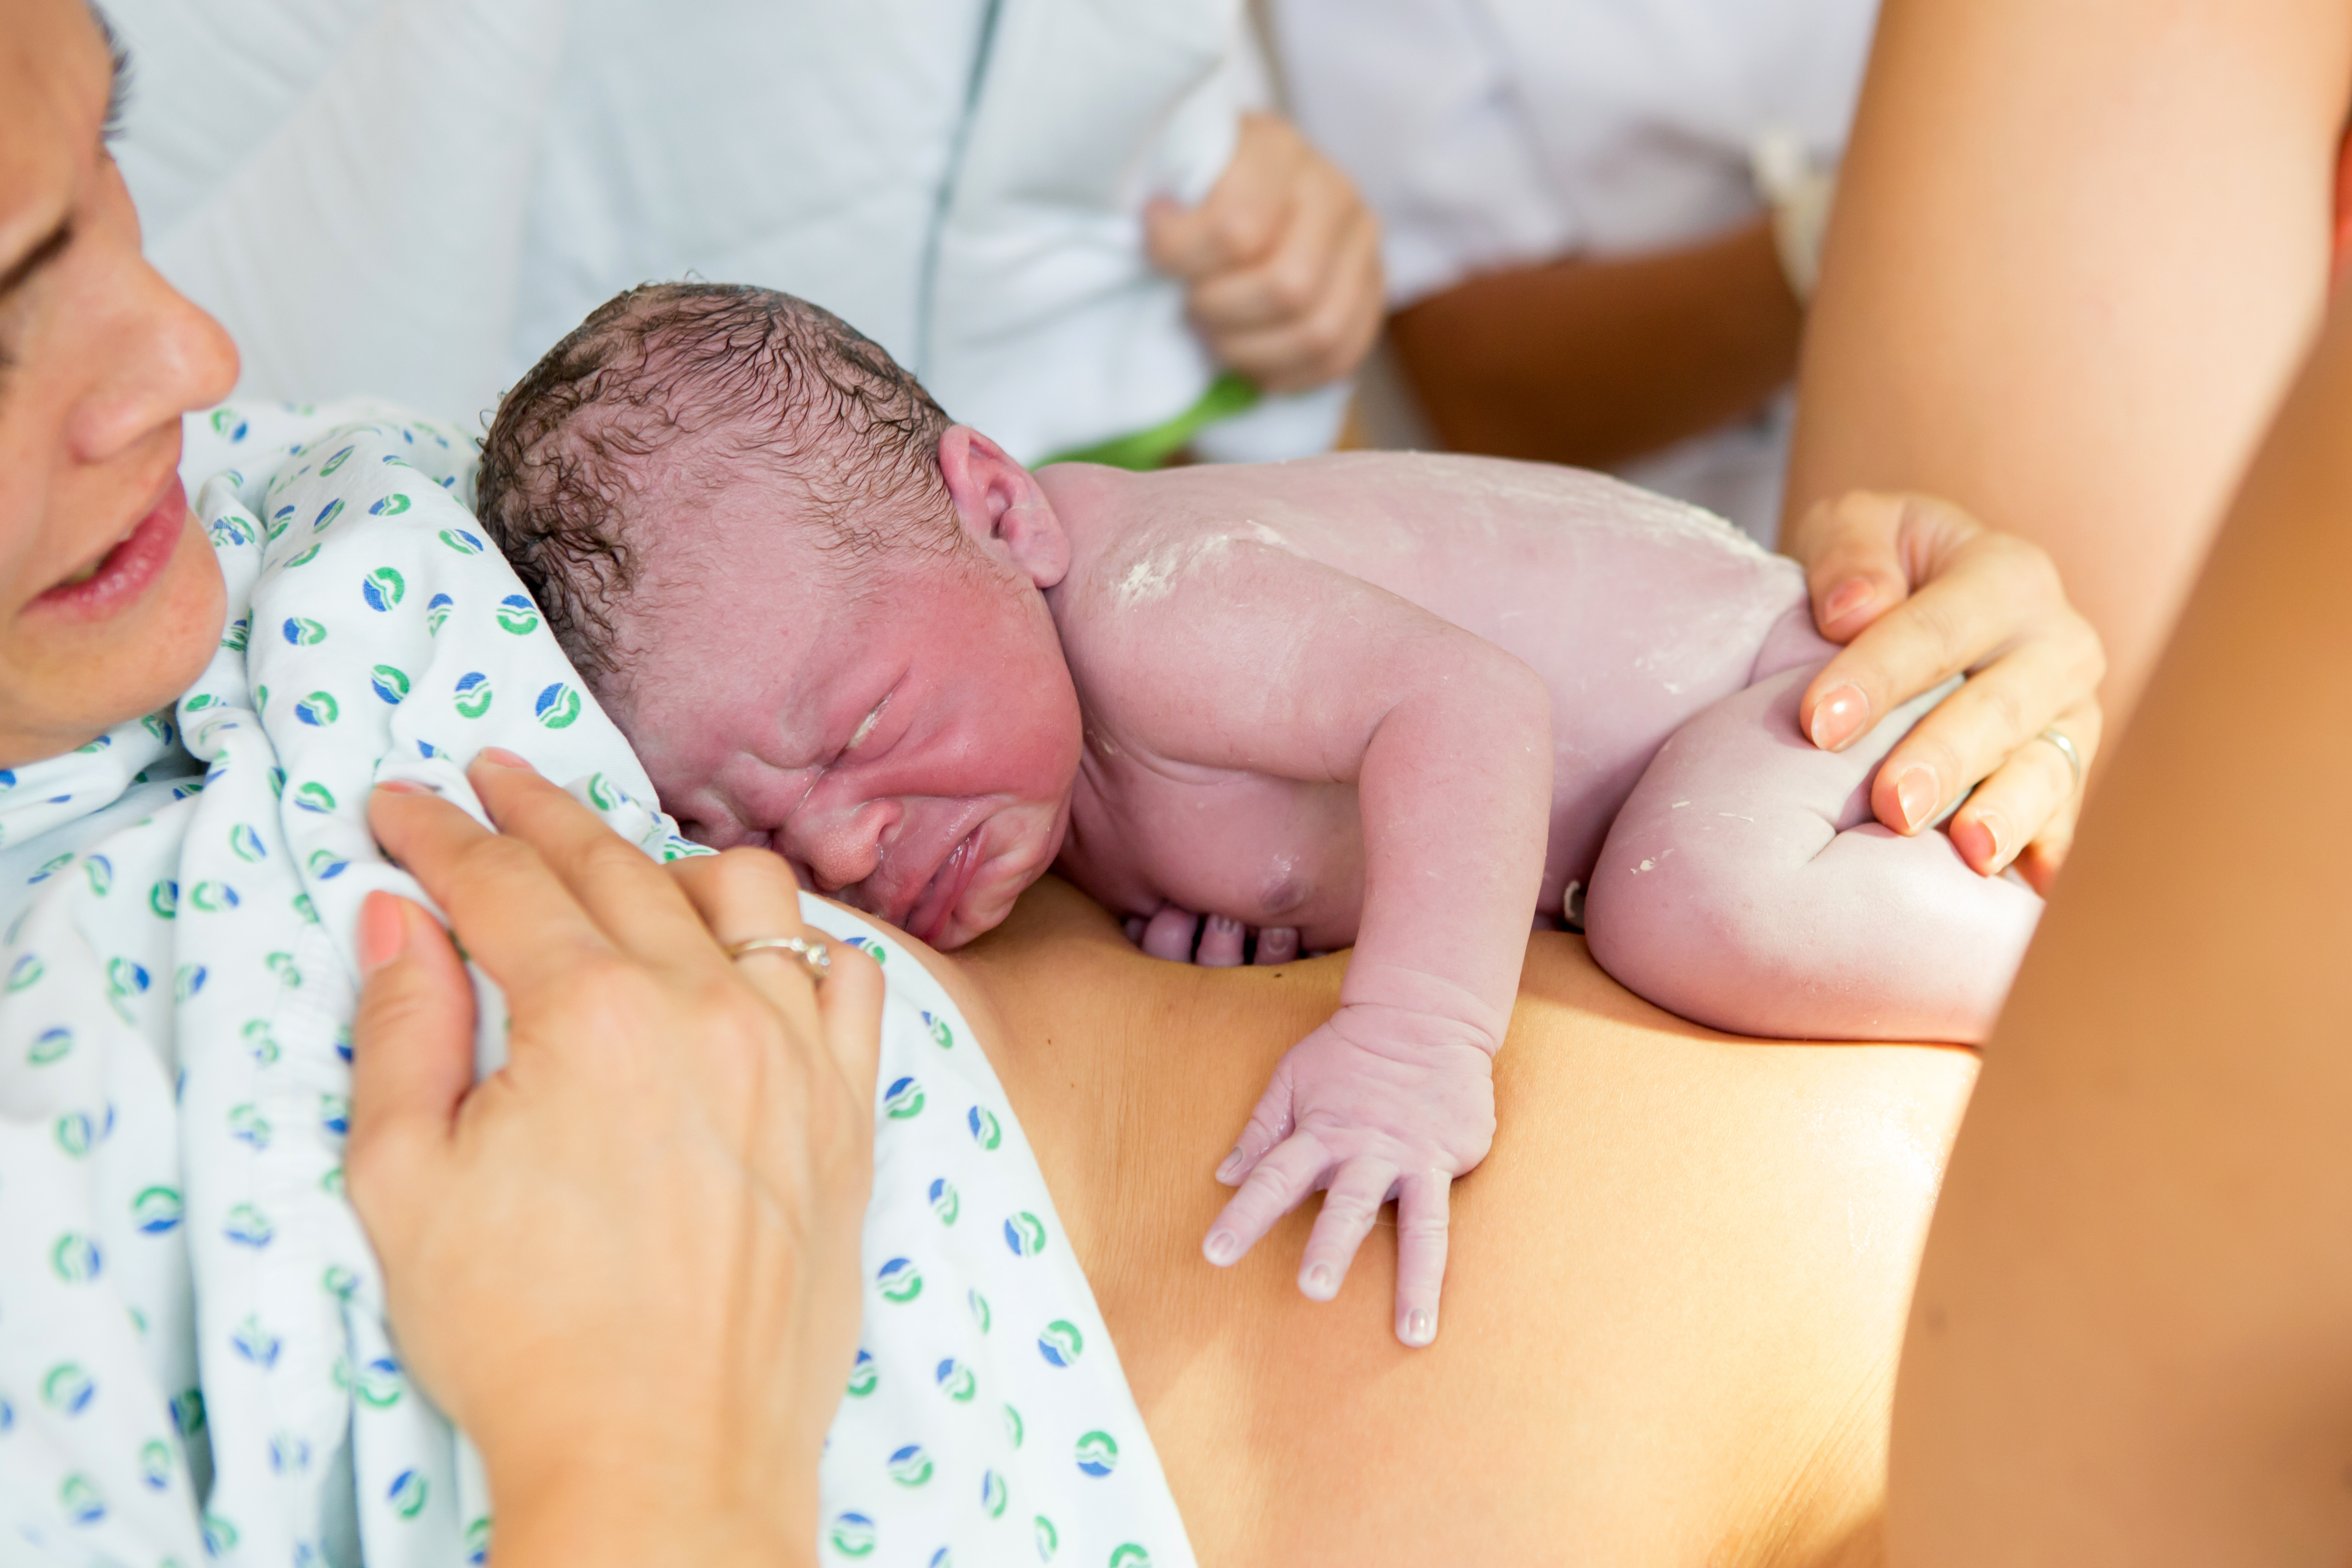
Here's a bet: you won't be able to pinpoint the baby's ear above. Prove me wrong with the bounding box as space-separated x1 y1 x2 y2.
938 425 1070 589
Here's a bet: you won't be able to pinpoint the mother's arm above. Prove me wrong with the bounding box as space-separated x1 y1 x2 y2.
1889 235 2352 1562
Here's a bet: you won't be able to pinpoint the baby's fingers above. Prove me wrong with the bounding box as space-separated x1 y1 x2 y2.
1297 1159 1398 1302
1214 1063 1298 1186
1392 1170 1452 1348
1203 1134 1328 1269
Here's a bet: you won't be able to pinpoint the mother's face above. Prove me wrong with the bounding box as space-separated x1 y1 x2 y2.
0 0 236 767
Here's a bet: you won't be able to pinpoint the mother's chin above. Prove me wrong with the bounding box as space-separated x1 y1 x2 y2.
0 499 227 767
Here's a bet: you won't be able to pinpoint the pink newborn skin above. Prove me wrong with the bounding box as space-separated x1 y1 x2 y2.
608 436 2041 1347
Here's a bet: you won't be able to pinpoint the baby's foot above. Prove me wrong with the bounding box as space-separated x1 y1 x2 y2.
1253 926 1299 965
1196 914 1247 966
1139 903 1202 961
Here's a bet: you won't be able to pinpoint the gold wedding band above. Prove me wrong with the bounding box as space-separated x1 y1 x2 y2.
2036 728 2084 794
724 935 831 983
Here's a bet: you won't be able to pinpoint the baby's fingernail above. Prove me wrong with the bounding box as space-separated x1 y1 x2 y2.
1301 1263 1336 1300
1894 765 1942 833
1215 1147 1246 1183
1401 1308 1437 1348
1808 685 1869 751
474 746 533 770
373 778 431 796
1822 578 1878 625
357 892 411 977
1203 1231 1240 1267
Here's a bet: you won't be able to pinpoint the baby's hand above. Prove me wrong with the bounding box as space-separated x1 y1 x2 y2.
1202 1003 1497 1347
1124 903 1301 966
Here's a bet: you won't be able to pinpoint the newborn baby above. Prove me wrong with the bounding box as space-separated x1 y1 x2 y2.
476 283 2042 1346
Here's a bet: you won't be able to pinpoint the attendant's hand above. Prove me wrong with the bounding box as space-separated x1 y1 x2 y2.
1790 492 2106 892
1145 112 1384 393
1202 1002 1496 1349
345 751 883 1568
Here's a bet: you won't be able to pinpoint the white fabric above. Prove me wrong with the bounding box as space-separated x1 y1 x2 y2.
1269 0 1880 541
106 0 1344 464
0 406 1193 1567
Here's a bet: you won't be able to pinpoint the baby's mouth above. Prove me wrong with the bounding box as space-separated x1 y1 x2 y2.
903 829 983 946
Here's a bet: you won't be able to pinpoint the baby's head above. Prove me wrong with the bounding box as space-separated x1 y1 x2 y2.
477 282 1083 948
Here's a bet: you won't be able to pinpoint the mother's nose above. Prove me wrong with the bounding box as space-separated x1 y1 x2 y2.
67 218 239 465
779 797 901 893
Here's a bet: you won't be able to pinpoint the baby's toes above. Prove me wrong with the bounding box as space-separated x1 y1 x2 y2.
1254 926 1300 965
1196 914 1247 967
1141 904 1202 962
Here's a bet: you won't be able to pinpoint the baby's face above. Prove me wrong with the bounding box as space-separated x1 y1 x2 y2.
617 540 1083 949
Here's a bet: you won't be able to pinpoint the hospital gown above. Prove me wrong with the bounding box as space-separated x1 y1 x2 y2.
0 406 1194 1568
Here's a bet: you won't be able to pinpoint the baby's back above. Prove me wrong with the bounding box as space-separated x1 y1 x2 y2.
1042 453 1812 892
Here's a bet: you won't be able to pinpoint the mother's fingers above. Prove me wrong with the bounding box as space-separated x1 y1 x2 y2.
666 850 827 1045
367 780 619 1013
463 751 732 977
345 892 477 1243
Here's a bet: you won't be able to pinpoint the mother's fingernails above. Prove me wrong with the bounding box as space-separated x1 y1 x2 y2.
1809 685 1869 751
1204 1231 1241 1267
356 891 412 976
374 778 431 796
473 746 533 770
1894 765 1942 832
1215 1146 1246 1183
1400 1308 1437 1348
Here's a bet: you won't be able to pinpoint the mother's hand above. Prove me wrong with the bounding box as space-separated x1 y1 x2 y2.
1790 492 2107 892
344 749 882 1568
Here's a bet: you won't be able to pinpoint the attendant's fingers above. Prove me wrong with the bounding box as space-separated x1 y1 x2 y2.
1215 1065 1299 1186
1202 1133 1330 1268
1793 492 1918 648
1391 1170 1451 1348
1254 927 1299 965
345 892 476 1243
1866 631 2102 837
368 782 618 1013
1142 904 1202 962
1804 529 2079 755
1296 1159 1397 1302
667 849 826 1043
1198 216 1384 390
464 751 725 975
1144 115 1299 281
1196 915 1247 967
1183 166 1356 333
1947 701 2102 879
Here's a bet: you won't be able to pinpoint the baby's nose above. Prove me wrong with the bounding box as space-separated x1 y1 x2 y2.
781 798 899 893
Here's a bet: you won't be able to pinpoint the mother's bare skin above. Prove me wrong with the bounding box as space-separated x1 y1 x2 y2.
906 877 1970 1565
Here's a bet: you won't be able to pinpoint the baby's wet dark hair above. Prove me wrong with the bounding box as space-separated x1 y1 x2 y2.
475 282 960 682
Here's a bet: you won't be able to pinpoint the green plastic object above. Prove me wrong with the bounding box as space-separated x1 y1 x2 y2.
1039 371 1262 471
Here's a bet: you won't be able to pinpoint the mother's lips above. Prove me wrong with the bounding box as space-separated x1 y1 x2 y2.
31 475 188 617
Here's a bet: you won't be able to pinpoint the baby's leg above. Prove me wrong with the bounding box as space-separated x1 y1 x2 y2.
1583 663 2042 1043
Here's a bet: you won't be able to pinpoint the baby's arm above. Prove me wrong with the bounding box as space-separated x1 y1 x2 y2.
1585 662 2043 1043
1076 541 1551 1345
